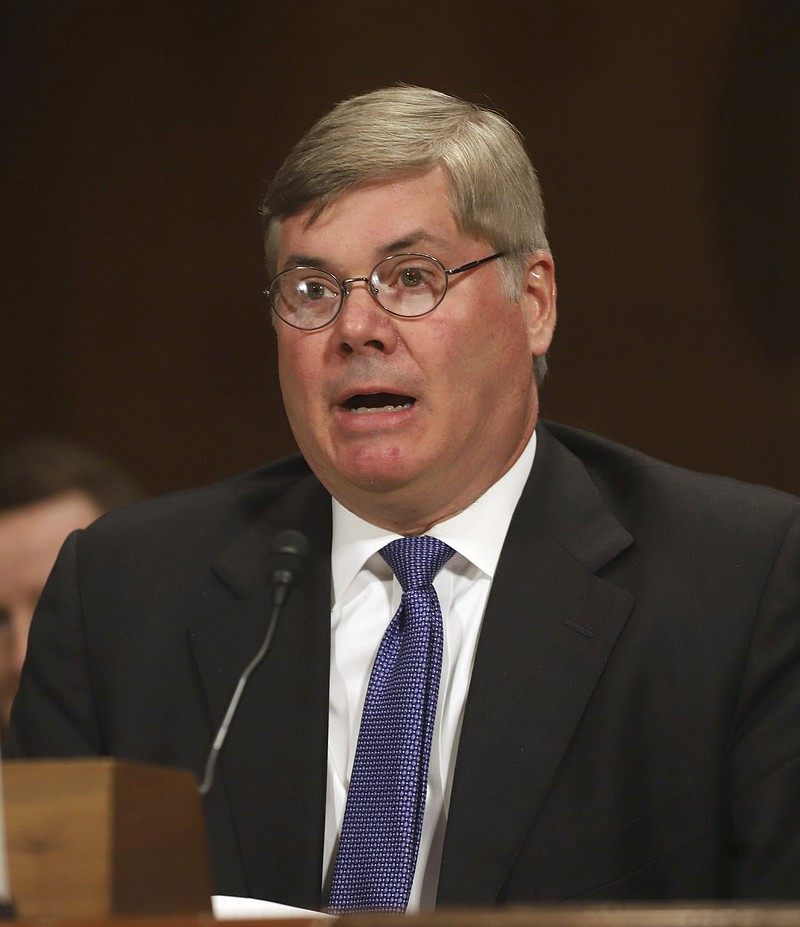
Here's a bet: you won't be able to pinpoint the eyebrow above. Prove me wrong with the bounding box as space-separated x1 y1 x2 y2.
382 231 447 254
283 253 329 269
281 231 451 273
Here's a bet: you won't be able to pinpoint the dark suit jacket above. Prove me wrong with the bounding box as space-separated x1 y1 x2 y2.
8 422 800 904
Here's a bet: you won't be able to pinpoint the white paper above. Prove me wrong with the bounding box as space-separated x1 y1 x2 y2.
212 895 334 920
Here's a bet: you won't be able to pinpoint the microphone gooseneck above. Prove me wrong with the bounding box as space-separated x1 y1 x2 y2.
198 529 309 796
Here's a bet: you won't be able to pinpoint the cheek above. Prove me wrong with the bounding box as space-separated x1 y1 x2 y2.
450 310 528 390
277 338 314 407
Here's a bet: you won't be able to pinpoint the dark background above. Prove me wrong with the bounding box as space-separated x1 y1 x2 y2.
2 0 798 496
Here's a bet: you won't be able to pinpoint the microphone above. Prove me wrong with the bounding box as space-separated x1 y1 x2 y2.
266 529 309 606
198 530 309 796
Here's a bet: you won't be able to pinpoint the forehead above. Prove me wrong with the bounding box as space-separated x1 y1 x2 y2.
277 168 468 268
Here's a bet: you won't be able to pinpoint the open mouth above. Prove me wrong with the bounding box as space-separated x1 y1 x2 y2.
344 392 416 414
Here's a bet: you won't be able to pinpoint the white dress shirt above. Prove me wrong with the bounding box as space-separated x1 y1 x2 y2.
323 431 536 911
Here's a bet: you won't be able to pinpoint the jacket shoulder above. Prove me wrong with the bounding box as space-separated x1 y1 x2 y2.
540 420 800 529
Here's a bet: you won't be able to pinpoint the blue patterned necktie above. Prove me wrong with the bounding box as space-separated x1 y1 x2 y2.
327 535 456 914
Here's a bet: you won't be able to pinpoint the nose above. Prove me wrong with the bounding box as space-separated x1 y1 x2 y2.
333 277 398 357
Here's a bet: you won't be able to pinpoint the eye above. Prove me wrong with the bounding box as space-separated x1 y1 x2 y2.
384 259 437 291
398 267 428 288
298 277 338 301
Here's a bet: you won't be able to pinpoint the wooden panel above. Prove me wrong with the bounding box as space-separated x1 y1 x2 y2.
8 906 800 927
2 758 212 919
347 907 800 927
4 1 800 499
3 759 112 917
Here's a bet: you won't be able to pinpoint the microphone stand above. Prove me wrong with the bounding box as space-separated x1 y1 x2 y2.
197 596 283 797
198 530 308 796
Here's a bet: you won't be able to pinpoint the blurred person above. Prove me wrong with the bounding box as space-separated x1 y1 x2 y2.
0 439 142 735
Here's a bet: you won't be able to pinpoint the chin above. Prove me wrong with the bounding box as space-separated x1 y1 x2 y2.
338 460 428 498
346 468 412 492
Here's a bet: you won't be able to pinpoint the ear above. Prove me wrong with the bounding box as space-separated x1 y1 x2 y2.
520 252 557 358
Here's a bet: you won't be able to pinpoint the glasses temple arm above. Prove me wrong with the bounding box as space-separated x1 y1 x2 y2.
445 251 505 277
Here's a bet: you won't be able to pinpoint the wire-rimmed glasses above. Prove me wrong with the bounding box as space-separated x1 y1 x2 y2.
263 251 505 331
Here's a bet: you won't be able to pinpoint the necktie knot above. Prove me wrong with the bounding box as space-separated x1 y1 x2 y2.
380 536 455 591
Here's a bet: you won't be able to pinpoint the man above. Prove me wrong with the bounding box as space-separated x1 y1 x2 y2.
0 439 142 736
8 87 800 908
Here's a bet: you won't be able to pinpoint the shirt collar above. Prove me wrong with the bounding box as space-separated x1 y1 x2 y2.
331 431 537 603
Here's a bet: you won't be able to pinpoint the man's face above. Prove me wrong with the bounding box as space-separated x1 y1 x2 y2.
0 491 101 726
274 168 556 533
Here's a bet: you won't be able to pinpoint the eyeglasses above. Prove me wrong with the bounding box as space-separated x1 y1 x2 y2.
263 251 505 331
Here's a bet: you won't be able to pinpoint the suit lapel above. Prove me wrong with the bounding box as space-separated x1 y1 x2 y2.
438 424 635 905
189 472 333 908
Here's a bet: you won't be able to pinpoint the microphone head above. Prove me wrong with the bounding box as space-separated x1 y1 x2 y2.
267 529 310 593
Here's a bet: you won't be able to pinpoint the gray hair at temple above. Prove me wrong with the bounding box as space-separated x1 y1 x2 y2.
260 85 551 384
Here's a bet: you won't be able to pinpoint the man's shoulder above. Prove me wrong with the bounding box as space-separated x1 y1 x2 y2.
540 420 800 528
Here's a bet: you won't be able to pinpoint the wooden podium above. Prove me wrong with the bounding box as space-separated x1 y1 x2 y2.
3 761 800 926
2 758 213 919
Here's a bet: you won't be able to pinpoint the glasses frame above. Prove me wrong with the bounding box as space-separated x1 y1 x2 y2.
263 251 505 331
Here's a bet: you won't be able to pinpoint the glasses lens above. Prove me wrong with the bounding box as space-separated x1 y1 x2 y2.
371 254 446 317
270 268 342 330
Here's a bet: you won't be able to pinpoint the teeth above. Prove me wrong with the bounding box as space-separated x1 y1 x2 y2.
350 403 412 414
